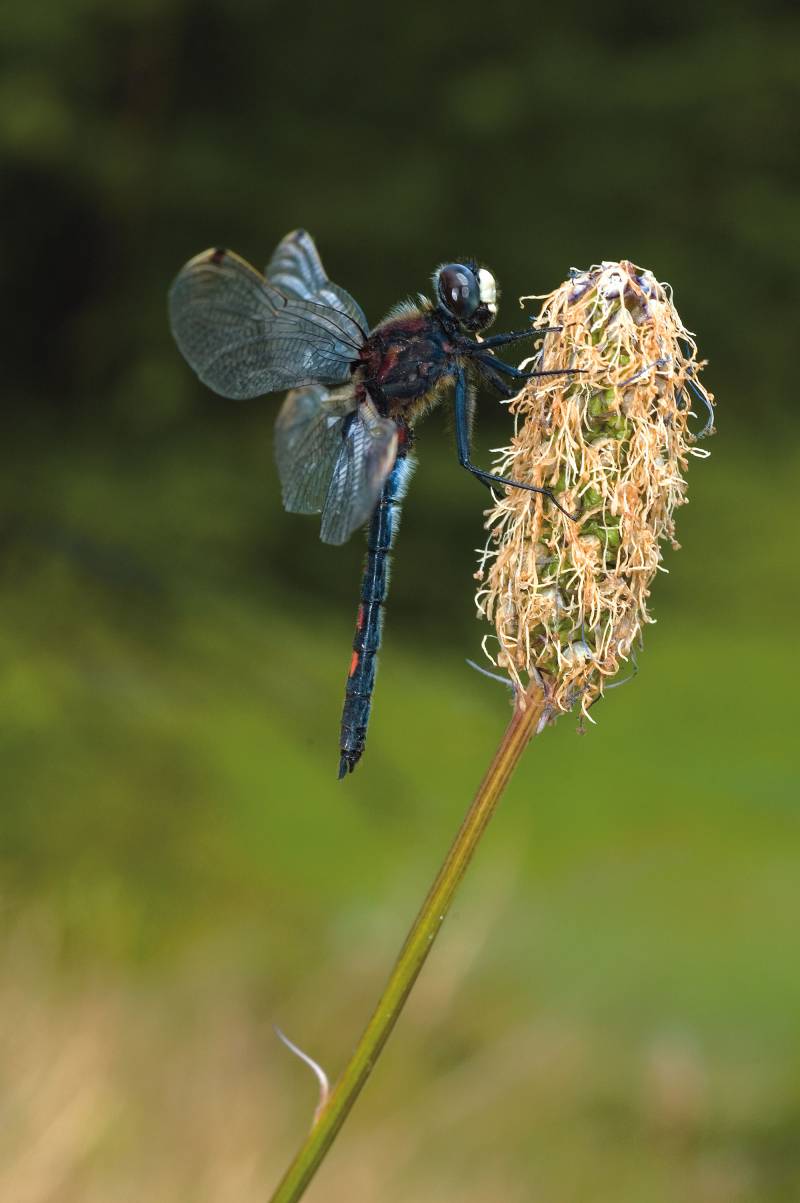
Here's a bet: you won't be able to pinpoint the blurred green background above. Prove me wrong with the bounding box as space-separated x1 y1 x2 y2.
2 3 799 1200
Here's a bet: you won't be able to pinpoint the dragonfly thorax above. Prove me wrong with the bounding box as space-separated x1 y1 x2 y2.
360 309 457 418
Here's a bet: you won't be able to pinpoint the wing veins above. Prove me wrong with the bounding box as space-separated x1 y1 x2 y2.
265 288 364 351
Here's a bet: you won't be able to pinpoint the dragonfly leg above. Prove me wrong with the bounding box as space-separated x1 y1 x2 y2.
475 325 562 351
454 363 579 521
685 375 716 438
476 352 582 382
475 354 575 400
474 356 516 398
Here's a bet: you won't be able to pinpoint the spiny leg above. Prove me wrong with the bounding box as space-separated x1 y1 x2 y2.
475 325 562 351
453 363 579 521
475 352 582 382
472 357 516 399
474 355 581 407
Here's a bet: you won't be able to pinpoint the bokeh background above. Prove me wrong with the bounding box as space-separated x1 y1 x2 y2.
2 3 799 1200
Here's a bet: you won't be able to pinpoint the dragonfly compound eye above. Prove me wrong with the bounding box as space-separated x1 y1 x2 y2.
436 264 481 320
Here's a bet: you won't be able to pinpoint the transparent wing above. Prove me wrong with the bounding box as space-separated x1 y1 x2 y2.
265 229 369 335
320 399 399 545
275 383 357 516
275 387 398 545
168 247 365 399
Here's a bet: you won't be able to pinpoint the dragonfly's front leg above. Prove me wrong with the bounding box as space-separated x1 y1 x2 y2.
474 325 561 351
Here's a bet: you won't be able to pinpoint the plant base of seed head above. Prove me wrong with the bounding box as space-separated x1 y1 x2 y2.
475 260 715 723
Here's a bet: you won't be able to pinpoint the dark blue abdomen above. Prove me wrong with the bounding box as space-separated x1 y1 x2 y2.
338 452 414 777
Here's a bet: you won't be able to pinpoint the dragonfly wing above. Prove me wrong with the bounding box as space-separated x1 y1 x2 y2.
266 229 369 336
320 399 399 546
168 247 365 399
275 383 357 516
266 228 328 296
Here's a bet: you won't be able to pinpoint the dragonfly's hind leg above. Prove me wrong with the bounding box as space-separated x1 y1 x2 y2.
453 363 579 521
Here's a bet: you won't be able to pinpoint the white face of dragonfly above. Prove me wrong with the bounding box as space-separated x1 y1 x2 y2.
478 268 497 315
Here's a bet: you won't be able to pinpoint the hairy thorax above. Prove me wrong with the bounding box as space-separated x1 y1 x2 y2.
359 311 456 420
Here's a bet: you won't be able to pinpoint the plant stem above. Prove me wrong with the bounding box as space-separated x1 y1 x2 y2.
268 683 548 1203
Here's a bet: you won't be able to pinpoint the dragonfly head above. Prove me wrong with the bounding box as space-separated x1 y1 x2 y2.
434 261 499 332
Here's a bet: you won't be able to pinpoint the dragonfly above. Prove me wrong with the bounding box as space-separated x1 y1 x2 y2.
168 230 572 778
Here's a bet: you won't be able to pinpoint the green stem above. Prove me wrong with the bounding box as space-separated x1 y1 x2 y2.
268 683 548 1203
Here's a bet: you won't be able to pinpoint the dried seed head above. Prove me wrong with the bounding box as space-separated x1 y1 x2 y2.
475 261 714 721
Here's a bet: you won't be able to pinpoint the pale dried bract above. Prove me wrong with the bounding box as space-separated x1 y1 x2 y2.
475 260 714 720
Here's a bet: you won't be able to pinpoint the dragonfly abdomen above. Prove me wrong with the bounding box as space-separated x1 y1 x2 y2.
338 451 414 778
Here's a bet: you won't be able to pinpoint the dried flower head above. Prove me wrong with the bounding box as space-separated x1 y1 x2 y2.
475 260 715 721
